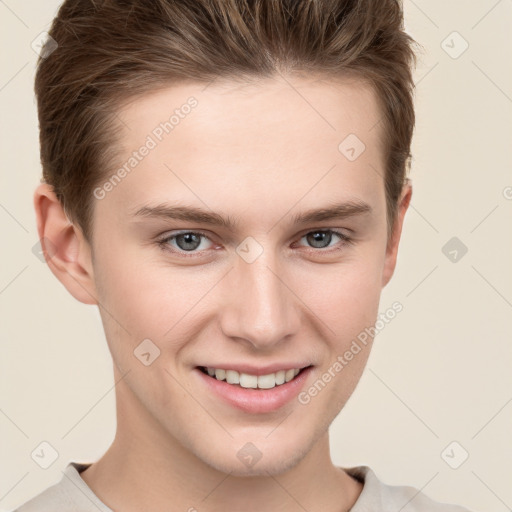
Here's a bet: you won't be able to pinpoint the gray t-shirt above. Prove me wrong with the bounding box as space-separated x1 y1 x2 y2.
12 462 475 512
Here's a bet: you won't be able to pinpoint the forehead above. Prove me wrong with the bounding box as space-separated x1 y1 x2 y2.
117 74 382 152
98 75 385 227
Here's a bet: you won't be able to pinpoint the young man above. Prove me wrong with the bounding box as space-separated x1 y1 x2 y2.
14 0 475 510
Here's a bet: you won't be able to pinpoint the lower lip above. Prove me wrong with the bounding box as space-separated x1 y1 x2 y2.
195 367 313 414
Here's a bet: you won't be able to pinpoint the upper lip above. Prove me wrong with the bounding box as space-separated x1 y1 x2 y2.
197 363 312 376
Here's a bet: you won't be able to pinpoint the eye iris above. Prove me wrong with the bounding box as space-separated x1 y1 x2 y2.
307 231 332 249
176 233 201 251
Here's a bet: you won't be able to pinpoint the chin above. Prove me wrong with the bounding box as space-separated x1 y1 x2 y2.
204 449 307 478
192 428 317 477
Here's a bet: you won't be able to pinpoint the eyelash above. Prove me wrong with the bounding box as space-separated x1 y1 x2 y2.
156 229 354 258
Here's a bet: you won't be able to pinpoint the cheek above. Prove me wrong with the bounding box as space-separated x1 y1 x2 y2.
93 242 218 342
298 261 382 412
297 251 384 337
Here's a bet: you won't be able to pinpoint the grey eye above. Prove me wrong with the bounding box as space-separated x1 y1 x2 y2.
175 232 203 251
305 231 334 249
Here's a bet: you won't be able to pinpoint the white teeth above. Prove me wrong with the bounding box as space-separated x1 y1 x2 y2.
204 366 304 388
285 369 295 382
257 374 276 389
239 373 258 389
215 368 226 381
226 369 240 384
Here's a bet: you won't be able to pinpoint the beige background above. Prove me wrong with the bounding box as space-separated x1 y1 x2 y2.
1 1 511 511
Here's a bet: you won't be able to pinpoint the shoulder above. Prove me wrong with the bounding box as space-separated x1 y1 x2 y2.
345 465 477 512
12 463 112 512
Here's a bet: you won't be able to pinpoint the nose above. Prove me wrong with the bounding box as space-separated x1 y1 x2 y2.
218 249 300 351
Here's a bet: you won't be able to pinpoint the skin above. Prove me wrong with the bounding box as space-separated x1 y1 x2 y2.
34 74 412 512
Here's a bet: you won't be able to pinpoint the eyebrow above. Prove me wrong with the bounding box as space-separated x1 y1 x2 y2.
131 200 372 230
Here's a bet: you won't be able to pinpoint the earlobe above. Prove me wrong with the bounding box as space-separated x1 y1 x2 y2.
34 183 98 305
381 181 413 288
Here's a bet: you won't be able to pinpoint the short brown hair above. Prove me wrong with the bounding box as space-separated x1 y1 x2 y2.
35 0 416 243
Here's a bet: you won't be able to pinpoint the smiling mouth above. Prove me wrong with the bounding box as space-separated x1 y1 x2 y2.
198 366 312 389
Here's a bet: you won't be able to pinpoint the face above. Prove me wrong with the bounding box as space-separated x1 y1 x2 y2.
66 75 409 476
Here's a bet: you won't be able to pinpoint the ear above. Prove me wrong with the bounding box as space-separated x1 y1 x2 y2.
34 183 98 305
381 180 413 288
